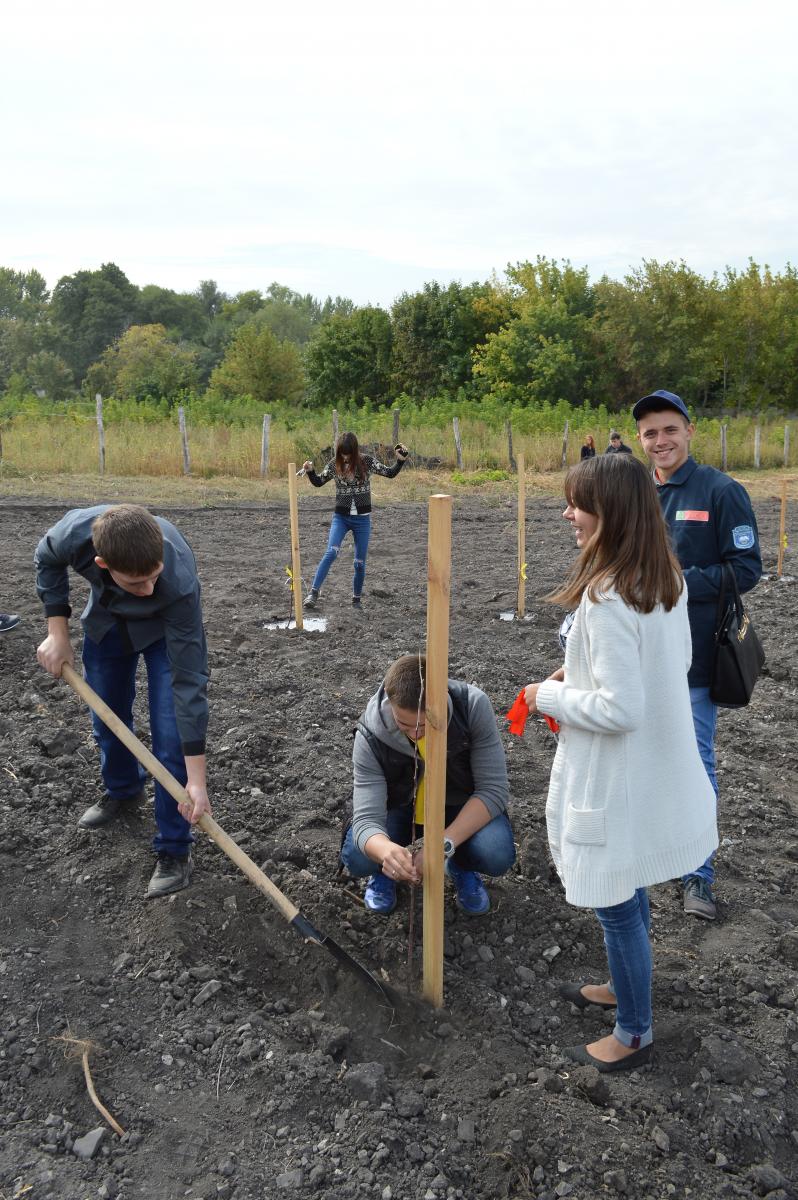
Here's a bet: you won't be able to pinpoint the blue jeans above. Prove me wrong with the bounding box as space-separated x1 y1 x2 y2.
82 625 193 857
341 806 516 878
685 685 719 887
312 513 371 597
595 888 653 1049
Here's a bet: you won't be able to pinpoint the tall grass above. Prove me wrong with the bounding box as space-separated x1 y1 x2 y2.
0 407 793 479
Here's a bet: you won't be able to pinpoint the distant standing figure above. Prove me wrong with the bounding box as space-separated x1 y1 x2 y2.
605 432 633 455
302 432 409 609
580 435 596 460
0 612 21 632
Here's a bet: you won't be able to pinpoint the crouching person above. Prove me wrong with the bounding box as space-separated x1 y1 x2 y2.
35 503 211 898
341 654 516 915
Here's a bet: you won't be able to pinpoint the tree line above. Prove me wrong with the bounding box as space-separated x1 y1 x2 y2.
1 257 797 417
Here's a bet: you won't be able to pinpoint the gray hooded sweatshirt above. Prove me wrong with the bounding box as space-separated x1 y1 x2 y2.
352 682 510 853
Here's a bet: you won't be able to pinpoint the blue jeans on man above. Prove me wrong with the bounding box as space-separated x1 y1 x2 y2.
340 806 516 878
685 686 719 887
312 513 371 597
82 624 193 857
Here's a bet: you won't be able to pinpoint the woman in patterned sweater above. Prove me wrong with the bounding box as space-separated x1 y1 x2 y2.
301 431 409 608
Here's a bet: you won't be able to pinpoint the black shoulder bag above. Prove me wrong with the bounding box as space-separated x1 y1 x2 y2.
709 562 765 708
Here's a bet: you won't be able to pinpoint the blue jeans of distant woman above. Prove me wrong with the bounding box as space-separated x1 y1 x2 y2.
341 806 516 878
684 686 719 886
596 888 653 1049
312 513 371 598
82 624 193 858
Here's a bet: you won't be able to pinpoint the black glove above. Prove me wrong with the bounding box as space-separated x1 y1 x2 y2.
395 443 409 460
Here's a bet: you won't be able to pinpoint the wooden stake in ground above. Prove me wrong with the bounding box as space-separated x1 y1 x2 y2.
777 478 788 578
95 394 105 476
287 463 304 630
178 406 191 475
720 424 728 473
260 413 271 478
516 451 526 618
560 421 569 469
423 494 452 1008
452 417 463 470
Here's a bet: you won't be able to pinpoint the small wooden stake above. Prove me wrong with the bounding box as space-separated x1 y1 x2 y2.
260 413 272 478
754 424 761 469
560 420 569 469
777 479 788 578
785 424 791 469
392 408 400 444
453 417 463 470
332 409 339 451
95 394 105 476
516 452 526 618
287 463 304 630
720 424 728 473
506 420 516 472
423 494 452 1008
178 406 191 475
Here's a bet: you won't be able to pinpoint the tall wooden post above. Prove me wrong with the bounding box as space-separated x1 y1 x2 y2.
392 408 400 445
506 420 516 472
785 425 791 469
453 417 463 470
560 421 569 468
720 424 728 473
777 479 788 578
287 463 304 630
754 424 762 469
178 406 191 475
423 494 452 1008
95 394 105 476
516 452 526 618
260 413 272 478
332 409 339 452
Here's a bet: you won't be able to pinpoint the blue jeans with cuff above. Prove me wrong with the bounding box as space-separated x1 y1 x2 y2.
82 625 193 857
341 806 516 878
684 685 719 887
595 888 653 1049
312 512 372 598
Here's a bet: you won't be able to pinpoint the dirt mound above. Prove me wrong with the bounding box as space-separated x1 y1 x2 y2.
1 493 797 1199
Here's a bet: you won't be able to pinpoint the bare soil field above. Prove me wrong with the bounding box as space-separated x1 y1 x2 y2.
1 487 797 1200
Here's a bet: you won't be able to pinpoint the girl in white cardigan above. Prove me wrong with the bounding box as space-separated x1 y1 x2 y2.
523 454 717 1073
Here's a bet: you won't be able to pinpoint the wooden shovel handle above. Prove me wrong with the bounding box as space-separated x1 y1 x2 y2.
60 663 299 923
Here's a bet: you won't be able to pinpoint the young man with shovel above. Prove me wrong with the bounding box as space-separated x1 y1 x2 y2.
35 503 211 898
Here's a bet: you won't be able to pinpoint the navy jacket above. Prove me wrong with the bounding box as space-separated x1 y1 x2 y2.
655 458 761 686
34 506 209 755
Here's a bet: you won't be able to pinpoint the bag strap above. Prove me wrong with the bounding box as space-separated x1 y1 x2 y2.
716 561 743 627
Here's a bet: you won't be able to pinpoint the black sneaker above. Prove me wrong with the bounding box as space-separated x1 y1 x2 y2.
352 596 362 608
683 876 717 920
304 588 320 609
0 614 20 633
77 791 144 830
147 853 193 898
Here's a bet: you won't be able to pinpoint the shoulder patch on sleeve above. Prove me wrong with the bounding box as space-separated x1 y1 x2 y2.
732 525 756 549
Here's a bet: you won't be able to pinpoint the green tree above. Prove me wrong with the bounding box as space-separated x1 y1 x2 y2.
85 324 198 403
715 261 798 412
305 307 392 406
209 323 304 406
23 350 75 402
135 285 207 342
50 262 138 380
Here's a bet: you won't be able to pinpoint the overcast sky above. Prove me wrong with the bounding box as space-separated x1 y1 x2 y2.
3 0 796 306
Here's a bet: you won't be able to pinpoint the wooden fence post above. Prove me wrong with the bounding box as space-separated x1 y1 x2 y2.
720 424 728 473
785 424 791 469
96 394 105 476
453 417 463 470
506 420 516 472
423 493 452 1008
754 424 761 469
392 408 400 445
288 463 304 631
777 479 788 578
516 452 526 619
561 421 569 469
332 409 339 451
178 406 191 475
260 413 272 478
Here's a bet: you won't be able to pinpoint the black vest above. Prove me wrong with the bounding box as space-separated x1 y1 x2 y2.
356 681 475 812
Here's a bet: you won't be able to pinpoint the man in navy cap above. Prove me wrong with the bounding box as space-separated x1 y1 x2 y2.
633 389 761 920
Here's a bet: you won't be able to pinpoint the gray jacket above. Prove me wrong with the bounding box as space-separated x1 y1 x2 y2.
352 682 509 853
34 505 209 755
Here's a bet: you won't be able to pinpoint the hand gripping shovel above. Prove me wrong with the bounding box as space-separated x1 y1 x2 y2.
60 664 395 1007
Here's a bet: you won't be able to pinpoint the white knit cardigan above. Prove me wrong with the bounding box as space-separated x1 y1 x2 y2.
536 584 718 908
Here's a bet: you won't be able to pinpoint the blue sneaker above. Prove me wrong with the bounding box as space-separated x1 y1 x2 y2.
363 872 397 915
446 860 490 915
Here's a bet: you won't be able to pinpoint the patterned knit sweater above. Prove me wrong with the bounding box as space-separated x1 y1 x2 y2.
307 454 404 514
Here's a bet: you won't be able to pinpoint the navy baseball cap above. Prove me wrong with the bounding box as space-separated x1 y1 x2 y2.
632 389 690 422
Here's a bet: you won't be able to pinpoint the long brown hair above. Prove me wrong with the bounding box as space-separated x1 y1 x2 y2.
335 431 366 481
550 454 682 613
